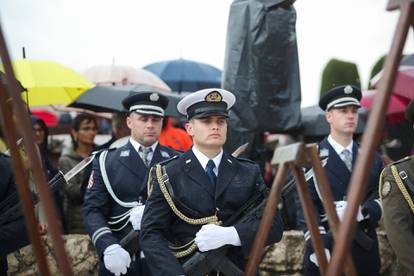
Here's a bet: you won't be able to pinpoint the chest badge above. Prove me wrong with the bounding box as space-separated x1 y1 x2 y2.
120 150 130 157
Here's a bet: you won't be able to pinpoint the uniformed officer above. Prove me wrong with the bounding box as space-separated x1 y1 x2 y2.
140 88 284 275
380 99 414 275
0 153 30 275
83 92 177 276
296 85 383 276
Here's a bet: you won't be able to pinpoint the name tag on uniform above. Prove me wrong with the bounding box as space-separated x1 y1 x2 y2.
120 150 130 157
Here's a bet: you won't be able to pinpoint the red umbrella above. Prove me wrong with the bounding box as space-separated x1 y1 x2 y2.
30 109 58 127
371 65 414 99
361 89 410 115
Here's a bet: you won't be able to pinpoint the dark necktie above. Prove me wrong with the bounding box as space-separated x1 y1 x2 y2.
140 147 152 167
206 160 217 187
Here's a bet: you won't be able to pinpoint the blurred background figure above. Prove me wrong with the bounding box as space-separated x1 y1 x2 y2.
79 112 131 197
159 116 192 152
58 113 98 234
31 115 65 232
95 112 130 150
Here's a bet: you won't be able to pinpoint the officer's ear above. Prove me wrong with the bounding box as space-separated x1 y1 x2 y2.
325 110 333 124
186 120 194 137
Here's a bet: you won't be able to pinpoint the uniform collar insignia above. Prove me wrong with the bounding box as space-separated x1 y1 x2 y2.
319 148 329 159
185 159 192 164
160 151 170 158
227 158 232 164
120 150 130 157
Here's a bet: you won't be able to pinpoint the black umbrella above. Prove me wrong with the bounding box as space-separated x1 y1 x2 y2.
68 85 183 117
301 105 367 137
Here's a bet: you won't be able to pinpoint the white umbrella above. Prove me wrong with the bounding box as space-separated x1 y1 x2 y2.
83 64 171 91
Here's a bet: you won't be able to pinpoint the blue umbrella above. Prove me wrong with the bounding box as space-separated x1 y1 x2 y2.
144 58 222 93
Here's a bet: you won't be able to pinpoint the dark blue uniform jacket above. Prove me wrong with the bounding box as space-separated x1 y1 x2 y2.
296 138 383 276
0 154 30 275
83 141 176 275
140 149 284 276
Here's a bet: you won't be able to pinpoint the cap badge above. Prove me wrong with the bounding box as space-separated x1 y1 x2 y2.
150 93 160 102
344 85 353 94
205 91 222 102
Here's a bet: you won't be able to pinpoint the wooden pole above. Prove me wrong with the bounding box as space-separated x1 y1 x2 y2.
327 2 414 275
0 83 51 275
0 23 73 275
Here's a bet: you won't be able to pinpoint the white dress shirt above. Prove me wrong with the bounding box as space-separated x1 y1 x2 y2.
129 137 158 164
327 135 353 163
191 146 223 175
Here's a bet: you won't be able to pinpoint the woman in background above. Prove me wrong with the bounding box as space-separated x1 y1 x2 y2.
58 113 98 234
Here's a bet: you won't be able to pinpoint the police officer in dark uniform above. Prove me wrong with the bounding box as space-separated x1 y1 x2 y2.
0 153 30 275
380 99 414 275
83 92 177 276
140 88 284 275
296 85 383 276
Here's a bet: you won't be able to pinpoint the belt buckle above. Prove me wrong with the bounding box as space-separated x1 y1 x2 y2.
399 170 408 180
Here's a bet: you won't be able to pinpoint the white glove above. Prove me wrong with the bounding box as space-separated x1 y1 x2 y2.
195 224 241 252
103 244 131 276
335 200 347 222
335 201 364 222
129 205 145 230
310 248 331 267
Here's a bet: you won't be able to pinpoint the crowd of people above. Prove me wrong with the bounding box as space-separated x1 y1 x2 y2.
1 85 414 276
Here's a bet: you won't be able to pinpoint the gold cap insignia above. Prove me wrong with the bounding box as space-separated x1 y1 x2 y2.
381 181 391 198
150 93 159 101
205 91 222 102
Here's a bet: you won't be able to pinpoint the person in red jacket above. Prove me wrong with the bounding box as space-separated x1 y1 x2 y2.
159 116 192 152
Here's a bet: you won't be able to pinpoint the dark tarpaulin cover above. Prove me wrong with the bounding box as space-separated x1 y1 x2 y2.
222 0 301 155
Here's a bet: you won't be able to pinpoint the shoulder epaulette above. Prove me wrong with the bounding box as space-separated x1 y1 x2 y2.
390 156 412 166
159 154 179 166
91 147 116 156
234 156 256 164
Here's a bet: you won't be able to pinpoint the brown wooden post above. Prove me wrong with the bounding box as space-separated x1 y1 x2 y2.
0 84 51 275
245 143 330 276
244 163 288 276
327 2 414 275
0 23 73 275
307 145 357 276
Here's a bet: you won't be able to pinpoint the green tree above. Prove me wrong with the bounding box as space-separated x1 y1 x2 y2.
368 55 386 89
320 58 361 98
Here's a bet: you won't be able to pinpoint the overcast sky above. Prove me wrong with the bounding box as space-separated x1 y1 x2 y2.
0 0 413 107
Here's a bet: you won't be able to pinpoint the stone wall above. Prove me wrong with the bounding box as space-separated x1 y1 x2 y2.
7 231 397 275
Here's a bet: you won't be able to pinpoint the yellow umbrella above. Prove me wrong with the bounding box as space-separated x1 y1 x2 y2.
4 59 94 106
